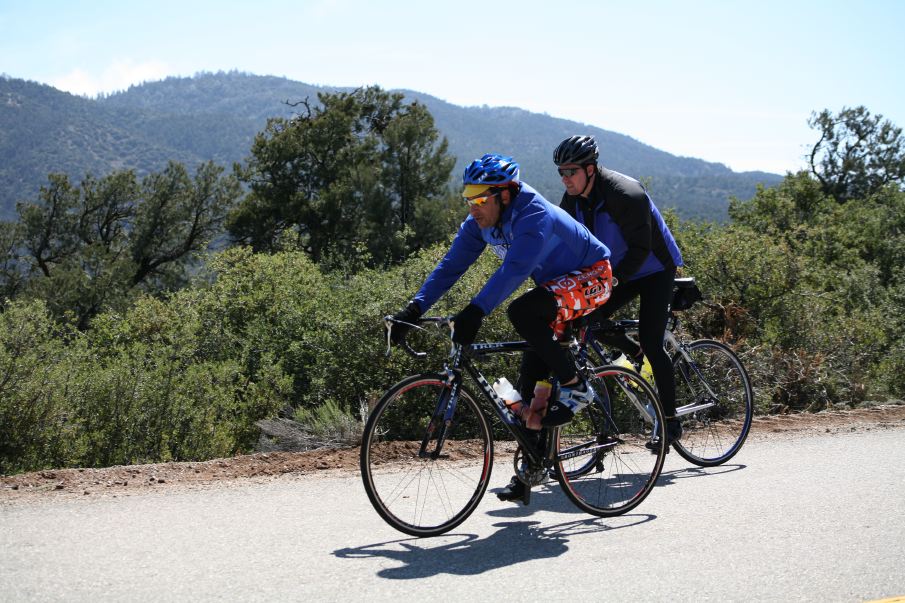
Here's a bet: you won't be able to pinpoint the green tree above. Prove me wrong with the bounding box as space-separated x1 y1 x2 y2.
715 109 905 410
808 106 905 202
729 172 832 235
228 86 456 266
0 161 241 328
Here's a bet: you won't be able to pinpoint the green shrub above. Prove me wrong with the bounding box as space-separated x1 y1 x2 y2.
293 399 364 447
0 300 83 474
5 175 904 473
1 289 293 473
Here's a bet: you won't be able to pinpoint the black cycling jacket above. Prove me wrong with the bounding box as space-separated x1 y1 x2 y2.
559 167 682 283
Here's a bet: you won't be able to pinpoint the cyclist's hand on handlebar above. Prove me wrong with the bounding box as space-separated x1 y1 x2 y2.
387 301 423 345
451 303 484 346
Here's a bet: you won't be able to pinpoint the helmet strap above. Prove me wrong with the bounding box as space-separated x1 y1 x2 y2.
580 165 596 197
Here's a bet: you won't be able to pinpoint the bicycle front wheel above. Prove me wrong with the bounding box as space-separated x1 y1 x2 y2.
672 339 753 466
360 373 493 537
555 365 667 516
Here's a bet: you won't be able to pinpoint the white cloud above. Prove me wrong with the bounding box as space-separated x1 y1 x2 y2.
51 59 171 97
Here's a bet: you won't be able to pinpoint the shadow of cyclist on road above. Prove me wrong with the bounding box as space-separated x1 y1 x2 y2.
334 514 653 579
655 463 745 488
485 480 618 518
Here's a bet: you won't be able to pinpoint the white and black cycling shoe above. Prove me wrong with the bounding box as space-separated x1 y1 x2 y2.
540 402 575 427
541 379 592 427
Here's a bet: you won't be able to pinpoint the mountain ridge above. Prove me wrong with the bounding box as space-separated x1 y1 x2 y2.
0 71 782 220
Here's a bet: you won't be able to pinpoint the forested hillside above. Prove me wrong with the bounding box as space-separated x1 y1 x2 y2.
1 90 903 475
1 72 781 220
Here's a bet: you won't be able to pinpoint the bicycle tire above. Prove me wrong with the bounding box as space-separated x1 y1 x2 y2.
360 373 493 537
671 339 753 466
555 365 667 516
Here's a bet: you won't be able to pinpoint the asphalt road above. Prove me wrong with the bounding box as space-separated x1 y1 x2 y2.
2 429 904 602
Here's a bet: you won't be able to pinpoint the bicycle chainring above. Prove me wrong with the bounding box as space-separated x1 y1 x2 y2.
512 445 548 487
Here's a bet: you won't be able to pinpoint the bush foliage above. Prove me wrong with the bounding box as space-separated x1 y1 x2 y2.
3 104 904 474
676 174 905 413
0 242 524 473
4 171 904 474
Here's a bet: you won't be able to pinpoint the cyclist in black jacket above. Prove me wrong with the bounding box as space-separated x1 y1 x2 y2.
553 135 685 445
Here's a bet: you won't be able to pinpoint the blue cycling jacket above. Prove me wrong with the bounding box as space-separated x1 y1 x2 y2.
413 182 611 315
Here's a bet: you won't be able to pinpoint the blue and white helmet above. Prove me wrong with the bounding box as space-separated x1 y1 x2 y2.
462 153 520 186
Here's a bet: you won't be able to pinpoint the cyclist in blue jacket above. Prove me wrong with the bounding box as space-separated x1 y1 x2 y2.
389 152 613 438
553 135 685 445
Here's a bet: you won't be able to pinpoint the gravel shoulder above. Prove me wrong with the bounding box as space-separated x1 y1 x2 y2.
3 404 904 504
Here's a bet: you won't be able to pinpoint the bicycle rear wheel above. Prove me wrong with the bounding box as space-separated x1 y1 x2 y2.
360 373 493 537
555 365 667 516
671 339 753 466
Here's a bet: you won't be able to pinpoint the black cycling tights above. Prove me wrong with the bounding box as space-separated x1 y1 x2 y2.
595 267 677 416
507 269 678 416
506 287 575 403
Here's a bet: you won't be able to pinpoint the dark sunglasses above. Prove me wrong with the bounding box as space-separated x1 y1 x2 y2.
557 167 583 178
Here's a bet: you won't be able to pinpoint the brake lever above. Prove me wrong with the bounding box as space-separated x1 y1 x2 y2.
383 316 394 357
383 316 428 358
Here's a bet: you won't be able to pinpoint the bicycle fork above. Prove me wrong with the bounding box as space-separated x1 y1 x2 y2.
418 367 462 460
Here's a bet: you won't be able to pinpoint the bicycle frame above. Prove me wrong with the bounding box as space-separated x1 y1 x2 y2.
423 339 556 469
586 318 718 420
664 328 718 416
578 326 662 428
387 315 654 478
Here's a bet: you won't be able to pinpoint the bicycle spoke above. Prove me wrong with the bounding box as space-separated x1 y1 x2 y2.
361 375 492 537
672 341 753 466
555 365 666 516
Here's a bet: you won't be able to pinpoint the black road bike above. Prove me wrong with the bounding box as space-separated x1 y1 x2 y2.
582 277 754 466
360 317 667 537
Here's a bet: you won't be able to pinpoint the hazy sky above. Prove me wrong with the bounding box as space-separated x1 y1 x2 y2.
2 0 903 174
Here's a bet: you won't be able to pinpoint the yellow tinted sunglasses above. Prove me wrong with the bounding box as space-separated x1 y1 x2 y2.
463 191 500 207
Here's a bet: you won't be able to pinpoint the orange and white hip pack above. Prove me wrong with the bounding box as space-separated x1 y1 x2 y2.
542 259 613 339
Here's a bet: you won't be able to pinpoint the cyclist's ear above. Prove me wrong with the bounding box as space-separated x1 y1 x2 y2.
500 183 519 205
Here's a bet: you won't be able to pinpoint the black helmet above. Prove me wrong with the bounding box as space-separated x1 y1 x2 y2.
553 135 599 166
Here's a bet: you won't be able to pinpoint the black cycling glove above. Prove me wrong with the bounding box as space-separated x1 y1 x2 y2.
388 301 422 345
451 303 485 346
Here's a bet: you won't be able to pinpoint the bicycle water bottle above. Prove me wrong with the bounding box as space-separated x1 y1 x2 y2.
612 353 634 371
614 353 656 391
524 380 552 430
492 377 524 424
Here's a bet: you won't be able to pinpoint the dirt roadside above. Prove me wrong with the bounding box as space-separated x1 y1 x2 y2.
3 404 904 503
